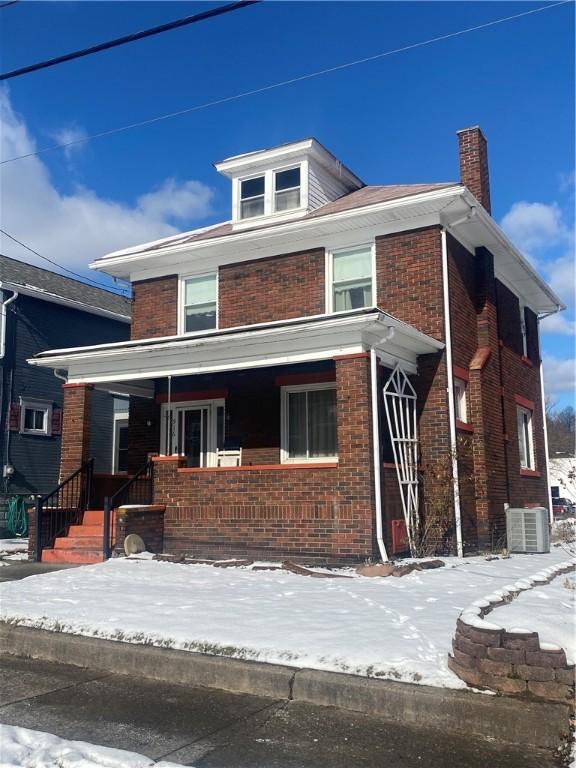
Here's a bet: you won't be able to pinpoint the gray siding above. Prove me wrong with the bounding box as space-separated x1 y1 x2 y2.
0 292 128 502
308 159 351 211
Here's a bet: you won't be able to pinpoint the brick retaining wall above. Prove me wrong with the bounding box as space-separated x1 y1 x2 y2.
448 563 575 702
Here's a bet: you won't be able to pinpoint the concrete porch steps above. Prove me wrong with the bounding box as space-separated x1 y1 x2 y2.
42 510 106 564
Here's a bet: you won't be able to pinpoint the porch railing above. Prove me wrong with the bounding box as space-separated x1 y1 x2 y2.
34 459 94 561
103 459 154 559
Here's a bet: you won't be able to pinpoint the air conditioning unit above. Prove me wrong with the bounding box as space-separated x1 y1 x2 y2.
506 507 550 553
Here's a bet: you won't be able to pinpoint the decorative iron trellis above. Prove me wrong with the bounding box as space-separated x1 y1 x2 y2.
383 364 419 554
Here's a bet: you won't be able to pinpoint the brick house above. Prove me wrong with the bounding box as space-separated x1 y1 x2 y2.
30 127 564 564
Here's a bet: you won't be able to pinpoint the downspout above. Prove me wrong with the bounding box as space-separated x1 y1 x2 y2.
440 228 464 558
537 325 554 525
370 327 394 563
0 284 18 360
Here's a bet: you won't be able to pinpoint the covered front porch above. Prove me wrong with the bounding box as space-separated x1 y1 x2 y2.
30 309 443 564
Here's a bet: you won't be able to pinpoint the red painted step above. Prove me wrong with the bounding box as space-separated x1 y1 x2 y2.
68 524 103 538
82 510 104 525
42 549 104 564
54 536 102 549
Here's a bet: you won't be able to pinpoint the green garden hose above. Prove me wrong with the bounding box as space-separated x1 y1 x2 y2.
6 496 28 538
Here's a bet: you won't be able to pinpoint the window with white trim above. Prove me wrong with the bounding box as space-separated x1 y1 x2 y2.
281 384 337 462
329 245 374 312
453 378 468 422
239 175 265 219
517 405 535 470
181 273 217 333
274 167 300 212
21 400 52 436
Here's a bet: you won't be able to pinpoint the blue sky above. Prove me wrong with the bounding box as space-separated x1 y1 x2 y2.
0 1 574 403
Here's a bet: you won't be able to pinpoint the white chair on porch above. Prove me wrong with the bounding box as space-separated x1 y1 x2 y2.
216 448 242 467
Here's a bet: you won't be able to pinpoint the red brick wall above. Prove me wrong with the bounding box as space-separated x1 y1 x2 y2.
131 275 178 340
496 281 548 509
218 248 325 328
152 356 376 564
60 383 92 480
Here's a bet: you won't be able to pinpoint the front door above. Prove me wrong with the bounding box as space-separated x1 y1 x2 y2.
162 399 225 468
177 406 208 468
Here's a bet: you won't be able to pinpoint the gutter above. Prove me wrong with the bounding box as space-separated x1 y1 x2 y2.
440 229 464 558
537 339 554 525
0 282 19 359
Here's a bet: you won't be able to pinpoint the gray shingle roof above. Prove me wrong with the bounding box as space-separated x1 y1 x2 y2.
0 254 131 317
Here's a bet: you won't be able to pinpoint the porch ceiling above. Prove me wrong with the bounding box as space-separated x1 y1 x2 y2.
29 308 444 384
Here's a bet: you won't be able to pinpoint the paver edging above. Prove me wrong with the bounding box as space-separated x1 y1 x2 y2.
0 622 570 751
448 558 576 702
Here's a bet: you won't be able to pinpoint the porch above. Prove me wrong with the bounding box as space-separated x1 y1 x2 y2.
29 309 444 564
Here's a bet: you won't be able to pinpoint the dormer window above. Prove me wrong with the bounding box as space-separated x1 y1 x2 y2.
274 167 300 212
240 176 265 219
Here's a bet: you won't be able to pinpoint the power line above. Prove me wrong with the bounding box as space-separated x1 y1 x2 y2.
0 228 129 295
1 0 569 166
0 1 260 81
0 1 20 9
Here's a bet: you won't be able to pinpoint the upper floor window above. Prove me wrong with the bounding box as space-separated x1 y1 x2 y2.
517 405 535 470
240 176 265 219
182 274 217 333
328 245 374 312
21 399 52 436
453 378 468 422
274 167 300 212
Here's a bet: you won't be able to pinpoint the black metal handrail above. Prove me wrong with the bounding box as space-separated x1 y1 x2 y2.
103 459 154 558
34 459 94 561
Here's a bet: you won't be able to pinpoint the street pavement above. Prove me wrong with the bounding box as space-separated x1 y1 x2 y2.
0 654 562 767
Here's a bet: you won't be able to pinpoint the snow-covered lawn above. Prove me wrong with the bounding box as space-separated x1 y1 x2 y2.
0 724 183 768
495 571 576 664
0 537 28 561
1 549 574 689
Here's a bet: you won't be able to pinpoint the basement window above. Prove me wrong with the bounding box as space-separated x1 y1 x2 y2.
181 273 217 333
517 406 535 470
21 400 52 436
281 384 337 462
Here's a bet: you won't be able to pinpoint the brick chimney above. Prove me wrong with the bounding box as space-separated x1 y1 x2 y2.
457 126 491 214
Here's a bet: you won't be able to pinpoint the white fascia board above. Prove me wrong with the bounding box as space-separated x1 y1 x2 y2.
456 192 564 315
29 313 441 383
91 186 463 279
1 281 130 323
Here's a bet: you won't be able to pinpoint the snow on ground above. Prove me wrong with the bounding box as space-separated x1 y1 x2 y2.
495 571 576 664
1 549 574 689
0 537 28 560
0 724 184 768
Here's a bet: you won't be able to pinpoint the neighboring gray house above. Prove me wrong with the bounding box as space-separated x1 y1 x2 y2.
0 254 131 528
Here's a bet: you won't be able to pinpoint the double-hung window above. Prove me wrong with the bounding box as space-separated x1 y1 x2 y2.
274 167 300 212
453 378 468 423
329 245 374 312
21 400 52 436
517 406 535 470
240 176 265 219
282 384 337 462
182 274 217 333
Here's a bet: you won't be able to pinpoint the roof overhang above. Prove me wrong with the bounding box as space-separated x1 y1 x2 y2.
0 280 130 323
29 309 444 385
90 185 563 316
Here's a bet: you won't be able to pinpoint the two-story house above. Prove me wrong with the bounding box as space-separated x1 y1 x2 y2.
0 255 131 536
29 127 564 564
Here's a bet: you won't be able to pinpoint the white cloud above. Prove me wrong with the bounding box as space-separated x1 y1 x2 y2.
0 90 215 276
543 354 576 396
48 125 88 158
545 252 576 309
541 313 576 336
500 201 566 254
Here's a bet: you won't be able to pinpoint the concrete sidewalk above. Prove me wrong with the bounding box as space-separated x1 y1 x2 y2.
0 655 562 767
0 560 76 582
